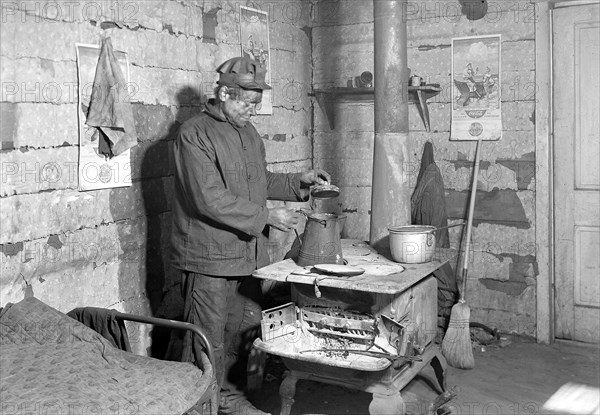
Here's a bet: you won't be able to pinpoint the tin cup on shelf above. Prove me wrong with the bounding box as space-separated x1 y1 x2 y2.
410 75 422 87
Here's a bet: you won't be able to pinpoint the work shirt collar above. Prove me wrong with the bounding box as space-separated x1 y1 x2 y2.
204 99 248 128
203 100 227 122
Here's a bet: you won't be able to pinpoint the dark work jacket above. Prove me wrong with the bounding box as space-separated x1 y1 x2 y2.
171 102 305 276
411 142 457 316
67 307 131 352
411 142 449 248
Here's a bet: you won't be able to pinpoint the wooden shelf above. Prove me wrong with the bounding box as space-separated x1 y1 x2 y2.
310 84 441 131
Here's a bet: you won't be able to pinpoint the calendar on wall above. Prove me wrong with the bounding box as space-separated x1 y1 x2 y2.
239 5 272 115
451 35 502 141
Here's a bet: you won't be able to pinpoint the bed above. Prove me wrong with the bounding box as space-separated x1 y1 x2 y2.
0 297 218 415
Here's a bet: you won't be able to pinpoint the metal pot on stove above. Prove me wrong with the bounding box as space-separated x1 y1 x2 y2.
387 222 464 264
388 225 437 264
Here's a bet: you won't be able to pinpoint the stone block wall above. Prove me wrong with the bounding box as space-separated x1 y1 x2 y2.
0 0 312 355
311 0 537 337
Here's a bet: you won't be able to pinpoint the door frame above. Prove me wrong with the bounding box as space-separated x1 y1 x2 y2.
534 0 553 344
534 0 600 344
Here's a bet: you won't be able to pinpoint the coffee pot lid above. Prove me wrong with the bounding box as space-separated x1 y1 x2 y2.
311 183 340 199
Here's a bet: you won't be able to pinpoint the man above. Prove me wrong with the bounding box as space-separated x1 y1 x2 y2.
171 56 330 415
463 62 476 93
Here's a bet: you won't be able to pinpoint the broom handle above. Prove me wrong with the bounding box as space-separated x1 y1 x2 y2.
460 138 482 301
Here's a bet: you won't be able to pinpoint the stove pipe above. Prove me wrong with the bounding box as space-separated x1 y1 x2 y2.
369 0 411 251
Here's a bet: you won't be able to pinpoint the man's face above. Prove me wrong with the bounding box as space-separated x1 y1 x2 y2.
222 88 263 127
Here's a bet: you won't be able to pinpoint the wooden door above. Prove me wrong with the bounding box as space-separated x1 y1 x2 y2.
553 3 600 343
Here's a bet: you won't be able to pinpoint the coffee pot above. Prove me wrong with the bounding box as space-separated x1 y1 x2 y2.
297 212 346 267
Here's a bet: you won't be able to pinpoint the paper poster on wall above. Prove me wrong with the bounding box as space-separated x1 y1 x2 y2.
451 35 502 141
75 43 133 190
239 5 272 115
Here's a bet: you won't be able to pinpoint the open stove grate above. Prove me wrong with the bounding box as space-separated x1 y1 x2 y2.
299 305 376 344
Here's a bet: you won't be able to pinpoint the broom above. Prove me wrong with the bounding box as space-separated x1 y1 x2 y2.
441 138 482 369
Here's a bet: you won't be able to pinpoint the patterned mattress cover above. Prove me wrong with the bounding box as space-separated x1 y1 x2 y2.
0 297 214 415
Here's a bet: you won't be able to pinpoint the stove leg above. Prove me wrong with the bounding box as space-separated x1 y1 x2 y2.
430 351 448 392
369 391 405 415
279 371 298 415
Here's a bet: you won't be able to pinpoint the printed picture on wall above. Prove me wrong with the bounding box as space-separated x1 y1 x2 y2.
76 43 133 190
451 35 502 141
239 5 272 115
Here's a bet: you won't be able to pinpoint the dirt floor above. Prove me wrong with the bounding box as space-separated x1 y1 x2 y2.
249 336 600 415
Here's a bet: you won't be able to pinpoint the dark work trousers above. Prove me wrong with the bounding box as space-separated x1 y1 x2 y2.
181 272 263 409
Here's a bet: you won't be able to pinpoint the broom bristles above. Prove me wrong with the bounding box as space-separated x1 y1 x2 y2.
441 301 474 369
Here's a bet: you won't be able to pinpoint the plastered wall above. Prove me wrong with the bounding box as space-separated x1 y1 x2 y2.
1 0 540 347
311 0 538 337
0 0 313 354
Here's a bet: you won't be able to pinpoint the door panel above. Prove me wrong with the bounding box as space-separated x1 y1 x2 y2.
575 21 600 190
553 3 600 343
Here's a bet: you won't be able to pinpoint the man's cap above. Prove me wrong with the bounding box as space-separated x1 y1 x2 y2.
217 57 271 91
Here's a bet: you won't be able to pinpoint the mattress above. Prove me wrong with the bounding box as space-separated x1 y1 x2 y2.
0 297 214 415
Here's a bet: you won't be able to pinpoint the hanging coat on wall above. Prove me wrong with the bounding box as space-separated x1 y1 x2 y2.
86 37 137 158
411 141 450 247
411 142 457 329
